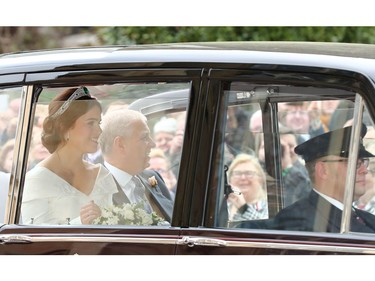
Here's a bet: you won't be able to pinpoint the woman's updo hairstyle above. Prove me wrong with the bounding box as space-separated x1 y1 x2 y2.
42 87 101 153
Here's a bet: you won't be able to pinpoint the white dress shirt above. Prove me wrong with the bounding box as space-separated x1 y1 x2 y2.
104 161 137 202
313 188 344 210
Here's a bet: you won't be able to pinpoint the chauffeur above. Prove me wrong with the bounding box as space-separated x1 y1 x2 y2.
273 125 375 233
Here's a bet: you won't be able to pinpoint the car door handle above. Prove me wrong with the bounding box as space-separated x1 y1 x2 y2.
179 236 227 247
0 235 32 244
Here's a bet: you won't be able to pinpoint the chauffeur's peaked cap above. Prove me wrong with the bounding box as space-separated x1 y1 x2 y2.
294 125 374 162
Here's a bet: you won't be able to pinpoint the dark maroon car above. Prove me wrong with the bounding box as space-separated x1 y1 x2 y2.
1 42 375 254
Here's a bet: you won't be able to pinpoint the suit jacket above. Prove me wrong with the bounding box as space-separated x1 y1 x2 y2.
112 169 174 222
138 170 174 222
273 190 375 233
282 160 312 207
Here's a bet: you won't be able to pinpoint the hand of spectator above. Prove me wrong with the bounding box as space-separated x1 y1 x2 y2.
80 200 102 224
280 139 293 170
357 186 375 208
169 130 184 154
228 187 246 209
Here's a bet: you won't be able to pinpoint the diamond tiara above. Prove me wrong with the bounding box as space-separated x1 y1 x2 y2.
51 87 91 118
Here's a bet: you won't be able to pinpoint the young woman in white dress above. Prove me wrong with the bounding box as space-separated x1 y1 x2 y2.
22 87 117 225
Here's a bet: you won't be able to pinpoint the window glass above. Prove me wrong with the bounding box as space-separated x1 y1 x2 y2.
147 111 186 200
213 83 375 234
22 82 190 226
0 87 23 223
225 103 269 222
353 105 375 220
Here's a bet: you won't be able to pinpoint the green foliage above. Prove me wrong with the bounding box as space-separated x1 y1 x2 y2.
97 26 375 45
1 27 374 54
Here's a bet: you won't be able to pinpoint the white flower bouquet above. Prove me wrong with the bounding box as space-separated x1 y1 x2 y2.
92 202 169 226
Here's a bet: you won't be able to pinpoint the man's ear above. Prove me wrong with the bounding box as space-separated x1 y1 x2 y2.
113 136 126 152
315 161 328 179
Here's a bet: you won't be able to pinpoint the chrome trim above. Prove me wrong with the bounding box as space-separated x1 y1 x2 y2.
1 234 374 254
0 234 178 245
0 235 32 244
5 85 34 224
176 236 375 254
221 240 375 254
180 236 227 247
341 94 364 233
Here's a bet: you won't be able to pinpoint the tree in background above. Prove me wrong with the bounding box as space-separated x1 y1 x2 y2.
0 27 97 53
97 26 375 45
1 26 375 54
98 26 375 45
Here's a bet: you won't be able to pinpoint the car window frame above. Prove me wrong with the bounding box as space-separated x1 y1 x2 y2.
6 68 204 229
203 68 375 236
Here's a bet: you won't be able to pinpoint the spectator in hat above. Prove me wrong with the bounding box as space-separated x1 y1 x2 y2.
273 125 375 233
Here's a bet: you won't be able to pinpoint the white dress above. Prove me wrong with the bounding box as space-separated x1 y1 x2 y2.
21 164 117 225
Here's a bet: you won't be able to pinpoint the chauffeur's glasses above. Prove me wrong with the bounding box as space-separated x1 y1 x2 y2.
321 158 369 169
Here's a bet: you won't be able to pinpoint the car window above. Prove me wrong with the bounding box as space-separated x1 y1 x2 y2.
21 82 190 226
0 87 23 223
355 106 375 218
211 82 375 234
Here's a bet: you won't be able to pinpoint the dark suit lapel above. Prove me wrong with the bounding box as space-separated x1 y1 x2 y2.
112 176 131 205
309 191 341 232
310 191 375 233
138 171 174 222
142 170 172 200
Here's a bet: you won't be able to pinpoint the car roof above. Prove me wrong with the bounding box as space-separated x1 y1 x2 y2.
1 41 375 76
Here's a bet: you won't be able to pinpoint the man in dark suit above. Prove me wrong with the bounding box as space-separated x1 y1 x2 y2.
273 125 375 233
99 109 174 222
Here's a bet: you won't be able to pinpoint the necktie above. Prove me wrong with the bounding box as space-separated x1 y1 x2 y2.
131 176 153 213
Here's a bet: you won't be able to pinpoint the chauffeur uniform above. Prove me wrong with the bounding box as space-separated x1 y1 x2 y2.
273 125 375 233
273 190 375 233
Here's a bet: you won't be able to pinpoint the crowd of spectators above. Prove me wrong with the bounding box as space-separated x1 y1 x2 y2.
223 98 375 223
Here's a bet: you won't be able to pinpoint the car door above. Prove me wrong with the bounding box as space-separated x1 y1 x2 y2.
0 68 204 254
175 67 375 255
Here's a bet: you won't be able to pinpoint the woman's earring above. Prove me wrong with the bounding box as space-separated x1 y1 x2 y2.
66 132 70 141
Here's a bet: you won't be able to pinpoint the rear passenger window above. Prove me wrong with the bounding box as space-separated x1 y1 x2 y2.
212 82 375 234
21 83 190 226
